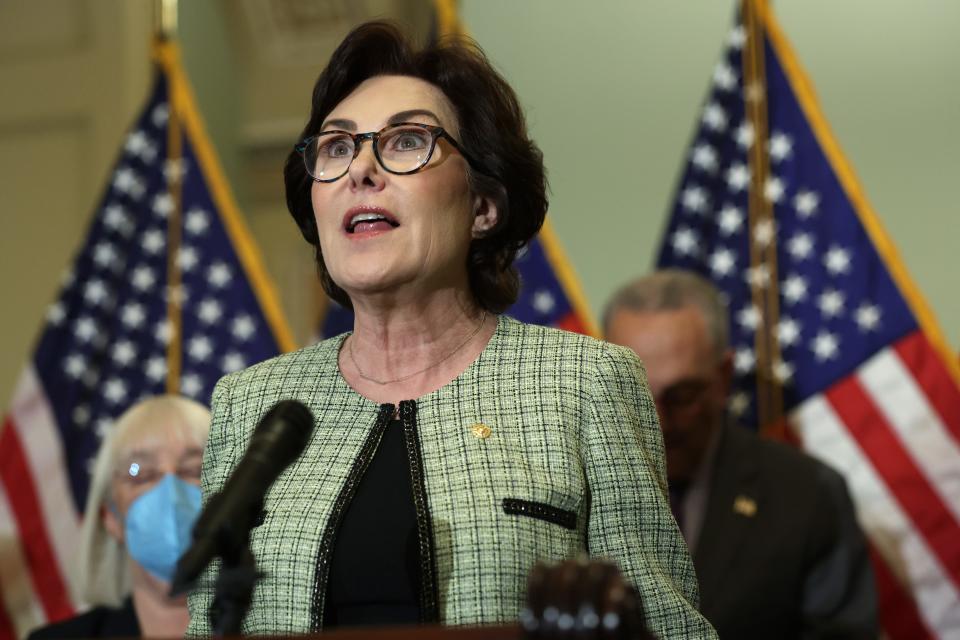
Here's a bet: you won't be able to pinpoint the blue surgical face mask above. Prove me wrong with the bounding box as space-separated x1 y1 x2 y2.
124 473 201 583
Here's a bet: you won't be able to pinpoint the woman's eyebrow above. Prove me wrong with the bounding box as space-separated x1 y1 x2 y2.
388 109 441 125
321 118 356 131
121 449 158 462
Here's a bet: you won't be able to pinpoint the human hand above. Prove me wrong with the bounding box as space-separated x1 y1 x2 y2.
520 558 649 639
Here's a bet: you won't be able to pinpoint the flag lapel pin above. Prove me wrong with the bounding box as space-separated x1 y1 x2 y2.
470 423 492 439
733 495 757 518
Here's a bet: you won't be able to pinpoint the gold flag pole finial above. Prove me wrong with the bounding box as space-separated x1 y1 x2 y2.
156 0 178 41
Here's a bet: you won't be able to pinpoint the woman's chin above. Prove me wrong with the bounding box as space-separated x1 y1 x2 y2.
334 267 417 298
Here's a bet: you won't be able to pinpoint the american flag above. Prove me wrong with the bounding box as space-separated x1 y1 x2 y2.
0 42 293 638
657 3 960 637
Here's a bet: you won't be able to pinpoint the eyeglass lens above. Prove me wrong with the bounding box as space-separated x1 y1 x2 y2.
121 461 202 486
116 448 203 487
305 125 436 180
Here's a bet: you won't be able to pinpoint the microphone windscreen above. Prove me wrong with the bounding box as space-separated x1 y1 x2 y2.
250 400 314 469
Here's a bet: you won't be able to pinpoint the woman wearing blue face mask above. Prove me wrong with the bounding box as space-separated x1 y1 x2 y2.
28 396 210 639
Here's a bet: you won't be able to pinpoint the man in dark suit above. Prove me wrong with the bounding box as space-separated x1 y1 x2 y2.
604 269 877 639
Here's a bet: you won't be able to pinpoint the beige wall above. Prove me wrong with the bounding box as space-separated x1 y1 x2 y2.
2 1 958 412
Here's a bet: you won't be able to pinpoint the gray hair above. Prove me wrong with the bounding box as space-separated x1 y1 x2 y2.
603 269 730 359
78 395 211 606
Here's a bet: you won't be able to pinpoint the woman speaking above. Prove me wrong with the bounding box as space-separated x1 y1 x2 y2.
187 22 713 638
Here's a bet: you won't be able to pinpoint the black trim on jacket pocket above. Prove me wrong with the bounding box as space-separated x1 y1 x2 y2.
502 498 577 530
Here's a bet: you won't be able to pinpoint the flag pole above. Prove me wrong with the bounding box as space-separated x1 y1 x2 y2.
155 0 184 393
433 0 465 40
152 16 298 355
741 0 785 434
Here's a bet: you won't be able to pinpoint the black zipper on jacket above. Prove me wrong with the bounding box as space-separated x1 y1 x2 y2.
398 400 440 623
309 403 393 631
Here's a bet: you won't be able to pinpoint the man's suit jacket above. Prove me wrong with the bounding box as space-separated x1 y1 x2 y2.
186 316 715 638
695 424 877 639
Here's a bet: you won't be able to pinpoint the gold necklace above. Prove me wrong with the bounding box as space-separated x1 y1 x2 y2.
348 312 488 386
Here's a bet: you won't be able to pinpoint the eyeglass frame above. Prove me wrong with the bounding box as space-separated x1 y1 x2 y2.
294 122 480 183
653 377 716 416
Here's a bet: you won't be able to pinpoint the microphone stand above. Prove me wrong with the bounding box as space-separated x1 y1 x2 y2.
210 538 260 637
172 494 265 637
207 496 264 638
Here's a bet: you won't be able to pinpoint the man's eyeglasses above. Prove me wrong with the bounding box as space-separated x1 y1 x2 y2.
655 379 713 415
295 122 476 183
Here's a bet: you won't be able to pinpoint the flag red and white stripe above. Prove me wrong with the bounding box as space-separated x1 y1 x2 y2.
0 369 80 637
793 332 960 635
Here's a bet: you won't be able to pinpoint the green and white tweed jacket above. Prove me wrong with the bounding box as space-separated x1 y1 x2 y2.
186 316 715 638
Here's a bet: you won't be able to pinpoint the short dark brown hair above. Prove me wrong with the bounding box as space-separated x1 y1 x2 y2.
283 21 548 313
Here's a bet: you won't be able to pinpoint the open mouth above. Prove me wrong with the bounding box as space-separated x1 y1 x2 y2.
343 209 400 235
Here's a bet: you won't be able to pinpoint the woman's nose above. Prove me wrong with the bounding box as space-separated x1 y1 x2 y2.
347 140 386 190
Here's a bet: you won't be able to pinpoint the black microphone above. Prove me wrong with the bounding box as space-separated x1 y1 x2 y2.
171 399 314 595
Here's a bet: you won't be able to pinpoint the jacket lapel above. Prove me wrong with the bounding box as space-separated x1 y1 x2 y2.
693 424 761 605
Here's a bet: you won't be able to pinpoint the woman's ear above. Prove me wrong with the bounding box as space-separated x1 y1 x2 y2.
471 193 500 238
102 502 124 544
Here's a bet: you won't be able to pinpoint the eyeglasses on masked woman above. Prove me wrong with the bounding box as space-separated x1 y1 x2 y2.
295 122 478 183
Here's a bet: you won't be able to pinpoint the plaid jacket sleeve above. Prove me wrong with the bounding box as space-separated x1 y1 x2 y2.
583 342 716 638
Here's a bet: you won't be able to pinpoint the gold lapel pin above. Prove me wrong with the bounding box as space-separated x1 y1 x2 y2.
470 423 492 439
733 495 757 518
